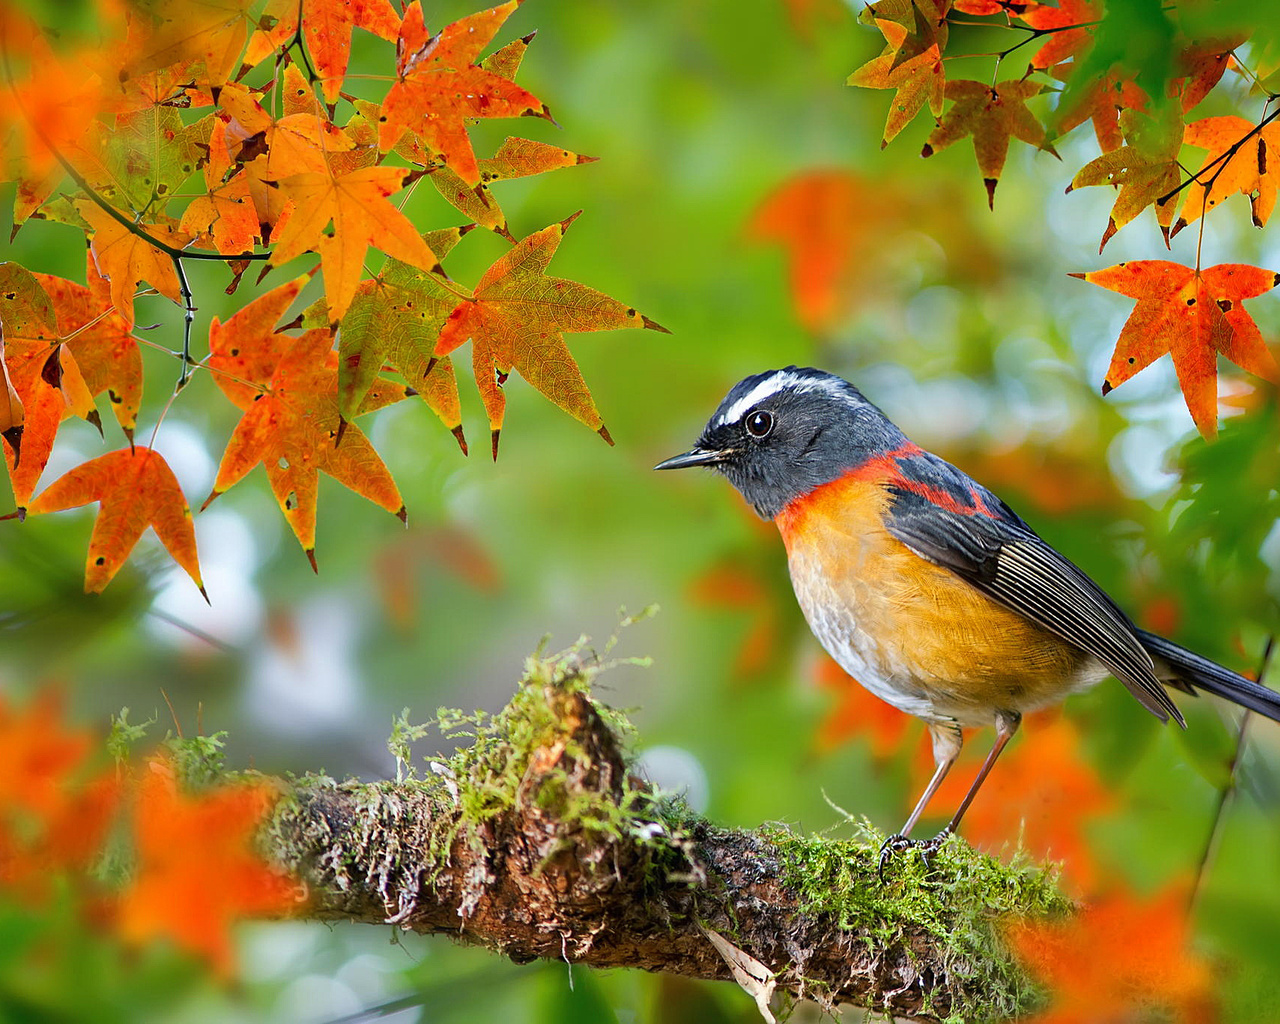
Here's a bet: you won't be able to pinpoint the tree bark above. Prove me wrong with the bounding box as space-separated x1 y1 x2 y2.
262 653 1067 1023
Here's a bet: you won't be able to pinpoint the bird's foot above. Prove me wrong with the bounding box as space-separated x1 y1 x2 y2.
877 829 952 879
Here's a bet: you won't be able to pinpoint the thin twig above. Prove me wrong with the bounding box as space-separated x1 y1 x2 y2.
1187 635 1274 916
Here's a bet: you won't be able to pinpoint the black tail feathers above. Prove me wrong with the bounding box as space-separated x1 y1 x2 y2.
1138 629 1280 722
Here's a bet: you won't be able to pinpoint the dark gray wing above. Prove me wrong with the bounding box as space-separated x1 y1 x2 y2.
882 458 1184 726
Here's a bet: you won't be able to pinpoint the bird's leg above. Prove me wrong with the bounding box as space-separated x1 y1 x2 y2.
878 721 961 877
939 709 1021 839
915 710 1022 867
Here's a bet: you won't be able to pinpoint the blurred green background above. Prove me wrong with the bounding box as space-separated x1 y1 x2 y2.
3 0 1280 1020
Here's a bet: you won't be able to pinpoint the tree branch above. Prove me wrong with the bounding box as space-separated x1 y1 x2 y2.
261 649 1069 1022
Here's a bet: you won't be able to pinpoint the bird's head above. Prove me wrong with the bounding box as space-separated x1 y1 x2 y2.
656 367 908 519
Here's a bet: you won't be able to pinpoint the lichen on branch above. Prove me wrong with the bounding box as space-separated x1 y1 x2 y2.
263 642 1072 1022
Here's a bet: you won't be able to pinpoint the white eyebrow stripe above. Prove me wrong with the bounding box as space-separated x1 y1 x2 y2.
713 371 853 427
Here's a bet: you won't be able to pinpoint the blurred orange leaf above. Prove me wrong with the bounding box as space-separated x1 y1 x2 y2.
689 562 780 679
1008 882 1213 1023
28 447 205 594
434 213 668 458
0 690 91 823
748 170 886 334
118 759 295 977
813 655 916 758
0 691 120 897
123 0 255 88
1072 261 1280 437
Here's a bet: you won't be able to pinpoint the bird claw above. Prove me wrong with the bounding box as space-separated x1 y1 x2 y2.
877 829 952 879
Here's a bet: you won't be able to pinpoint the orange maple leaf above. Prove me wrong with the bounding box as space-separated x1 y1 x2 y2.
1050 66 1148 154
0 265 100 508
922 79 1057 208
859 0 950 68
1072 261 1280 437
123 0 255 89
34 252 144 440
330 227 469 449
76 202 189 328
118 759 295 977
952 0 1039 12
179 119 260 255
244 0 402 104
378 1 550 187
1067 107 1184 251
921 715 1112 890
1174 39 1237 113
433 136 598 237
28 447 205 595
433 213 669 459
203 329 410 568
217 76 356 232
268 165 434 322
847 41 946 149
1008 882 1213 1023
207 275 310 410
1022 0 1100 69
1171 115 1280 238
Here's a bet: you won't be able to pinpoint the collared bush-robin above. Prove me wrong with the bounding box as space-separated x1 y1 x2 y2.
657 366 1280 867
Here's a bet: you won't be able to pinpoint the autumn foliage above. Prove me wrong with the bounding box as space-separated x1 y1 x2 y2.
0 0 665 587
0 692 293 977
827 0 1280 434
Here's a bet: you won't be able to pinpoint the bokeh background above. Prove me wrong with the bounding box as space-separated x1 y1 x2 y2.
4 0 1280 1020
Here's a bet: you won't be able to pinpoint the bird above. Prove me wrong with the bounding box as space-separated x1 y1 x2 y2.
656 366 1280 869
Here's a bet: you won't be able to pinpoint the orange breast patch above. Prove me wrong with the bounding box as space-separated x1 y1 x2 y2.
775 472 1093 723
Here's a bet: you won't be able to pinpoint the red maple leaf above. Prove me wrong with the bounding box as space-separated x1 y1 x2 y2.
203 329 411 568
378 1 550 187
1072 261 1280 436
433 213 668 458
28 447 205 595
243 0 402 104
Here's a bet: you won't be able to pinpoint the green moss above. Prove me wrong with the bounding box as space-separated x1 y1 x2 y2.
764 823 1072 1022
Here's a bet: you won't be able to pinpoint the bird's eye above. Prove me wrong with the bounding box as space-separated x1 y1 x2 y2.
745 410 773 438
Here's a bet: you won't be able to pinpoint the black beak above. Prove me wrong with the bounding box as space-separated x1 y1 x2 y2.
654 447 727 471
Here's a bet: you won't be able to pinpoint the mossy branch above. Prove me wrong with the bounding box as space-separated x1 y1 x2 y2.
261 646 1071 1023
